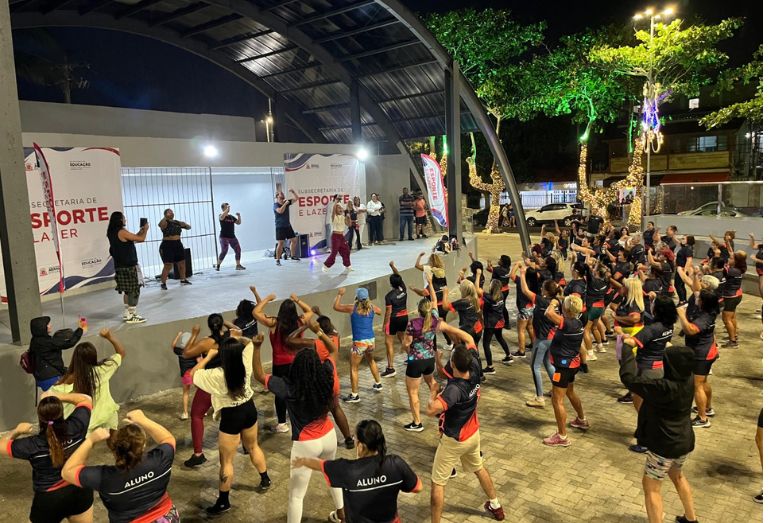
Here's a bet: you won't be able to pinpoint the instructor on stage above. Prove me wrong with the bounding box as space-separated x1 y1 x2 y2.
158 208 192 290
274 189 300 266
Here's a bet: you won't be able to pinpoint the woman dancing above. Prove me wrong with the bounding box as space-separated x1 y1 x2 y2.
382 261 409 379
191 334 271 514
334 287 383 402
254 340 345 523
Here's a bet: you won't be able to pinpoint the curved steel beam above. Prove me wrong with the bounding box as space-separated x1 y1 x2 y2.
11 11 327 143
375 0 531 251
193 0 431 197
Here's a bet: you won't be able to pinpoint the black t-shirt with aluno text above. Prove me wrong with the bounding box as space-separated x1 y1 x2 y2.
549 317 584 368
8 404 91 492
322 454 420 523
219 215 237 238
632 321 673 369
77 443 175 523
533 294 559 340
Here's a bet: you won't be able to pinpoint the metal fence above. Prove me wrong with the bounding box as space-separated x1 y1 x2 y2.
121 167 219 282
519 189 578 209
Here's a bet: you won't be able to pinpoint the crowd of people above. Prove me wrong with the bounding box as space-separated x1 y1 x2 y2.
5 207 763 522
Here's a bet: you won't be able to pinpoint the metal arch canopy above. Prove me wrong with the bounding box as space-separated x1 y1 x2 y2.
10 0 530 250
374 0 531 251
10 11 327 143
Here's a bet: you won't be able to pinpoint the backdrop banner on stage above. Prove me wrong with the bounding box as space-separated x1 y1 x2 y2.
283 153 366 250
0 146 124 301
420 153 448 228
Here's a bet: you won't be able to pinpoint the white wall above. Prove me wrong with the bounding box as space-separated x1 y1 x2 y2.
20 101 258 142
211 171 276 252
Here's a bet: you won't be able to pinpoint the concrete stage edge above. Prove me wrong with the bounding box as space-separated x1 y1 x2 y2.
0 236 477 430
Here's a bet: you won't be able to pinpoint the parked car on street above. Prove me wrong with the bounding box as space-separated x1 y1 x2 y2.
677 201 748 217
524 202 587 227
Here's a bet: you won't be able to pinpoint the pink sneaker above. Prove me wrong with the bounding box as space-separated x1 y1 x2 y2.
542 432 571 447
569 417 590 430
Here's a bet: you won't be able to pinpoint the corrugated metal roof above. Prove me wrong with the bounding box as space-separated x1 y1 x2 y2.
11 0 481 145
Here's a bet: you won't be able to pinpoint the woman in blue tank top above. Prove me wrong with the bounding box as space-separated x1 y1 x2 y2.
333 287 383 403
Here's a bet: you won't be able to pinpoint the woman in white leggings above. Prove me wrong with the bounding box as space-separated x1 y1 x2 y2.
253 320 345 522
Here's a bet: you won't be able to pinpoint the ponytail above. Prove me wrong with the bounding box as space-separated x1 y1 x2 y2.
356 419 387 468
417 298 432 335
37 397 67 468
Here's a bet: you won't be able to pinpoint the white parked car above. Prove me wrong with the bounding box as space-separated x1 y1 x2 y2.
677 201 747 217
524 203 586 227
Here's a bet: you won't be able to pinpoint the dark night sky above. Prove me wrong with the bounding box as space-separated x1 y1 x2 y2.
12 0 762 119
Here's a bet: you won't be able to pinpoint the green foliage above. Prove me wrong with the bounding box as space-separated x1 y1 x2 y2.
590 18 743 99
424 9 545 118
502 27 640 134
700 46 763 128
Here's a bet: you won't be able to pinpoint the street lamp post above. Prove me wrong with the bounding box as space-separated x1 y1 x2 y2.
633 6 675 219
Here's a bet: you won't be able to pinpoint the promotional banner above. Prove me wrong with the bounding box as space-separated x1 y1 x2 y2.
283 153 366 250
33 144 64 293
0 146 124 300
420 153 448 228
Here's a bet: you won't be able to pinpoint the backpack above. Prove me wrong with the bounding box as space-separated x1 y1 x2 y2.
20 349 35 375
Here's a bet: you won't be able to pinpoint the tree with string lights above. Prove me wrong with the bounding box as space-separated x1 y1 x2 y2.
424 8 545 232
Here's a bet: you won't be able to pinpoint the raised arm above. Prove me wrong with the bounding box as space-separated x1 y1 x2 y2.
427 277 438 309
333 288 354 313
249 285 262 303
124 410 174 446
389 261 400 275
675 307 700 336
517 265 536 303
253 293 278 328
99 328 125 359
414 252 426 271
291 293 314 322
286 325 315 351
118 224 149 243
554 220 561 235
252 334 266 385
61 428 110 485
544 298 561 325
473 268 483 297
189 349 218 381
749 233 759 250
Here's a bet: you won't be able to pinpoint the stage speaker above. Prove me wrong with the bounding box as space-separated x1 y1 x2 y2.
298 234 310 258
170 248 193 279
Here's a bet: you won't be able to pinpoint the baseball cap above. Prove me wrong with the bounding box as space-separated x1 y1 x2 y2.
355 288 369 301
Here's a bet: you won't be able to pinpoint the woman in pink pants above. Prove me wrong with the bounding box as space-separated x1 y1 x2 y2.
322 202 352 273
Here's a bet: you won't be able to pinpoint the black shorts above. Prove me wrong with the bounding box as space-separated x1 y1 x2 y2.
275 226 296 241
415 216 427 225
722 295 742 312
30 484 93 523
388 315 408 334
219 400 258 435
551 366 579 388
693 358 716 376
759 409 763 428
406 358 435 378
159 239 185 264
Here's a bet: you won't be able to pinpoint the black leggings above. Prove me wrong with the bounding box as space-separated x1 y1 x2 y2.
272 363 291 424
502 291 510 328
482 328 510 366
346 225 362 249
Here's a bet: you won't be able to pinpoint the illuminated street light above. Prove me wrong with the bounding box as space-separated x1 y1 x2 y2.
356 146 370 161
203 144 219 159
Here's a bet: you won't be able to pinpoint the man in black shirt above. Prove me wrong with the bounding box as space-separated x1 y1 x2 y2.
427 345 505 522
643 222 656 250
216 202 245 271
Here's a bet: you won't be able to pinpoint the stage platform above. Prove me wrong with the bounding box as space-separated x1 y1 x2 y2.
0 234 488 428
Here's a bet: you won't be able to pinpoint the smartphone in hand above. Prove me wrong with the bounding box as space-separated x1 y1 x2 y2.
139 217 148 228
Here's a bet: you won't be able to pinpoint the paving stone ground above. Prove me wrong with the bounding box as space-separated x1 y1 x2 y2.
0 296 763 523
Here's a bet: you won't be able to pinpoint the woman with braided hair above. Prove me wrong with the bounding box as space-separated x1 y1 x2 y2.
254 333 345 523
293 419 422 522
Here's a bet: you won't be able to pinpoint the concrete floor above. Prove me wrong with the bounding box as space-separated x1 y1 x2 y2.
0 290 762 522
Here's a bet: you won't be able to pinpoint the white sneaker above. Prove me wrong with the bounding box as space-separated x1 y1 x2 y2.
270 422 290 433
322 265 329 273
179 412 189 420
344 266 354 272
597 344 607 353
587 350 598 361
126 314 147 324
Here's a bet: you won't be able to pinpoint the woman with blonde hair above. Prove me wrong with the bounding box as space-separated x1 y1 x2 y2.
444 270 483 347
334 287 383 403
413 252 451 348
612 277 646 405
543 294 589 447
